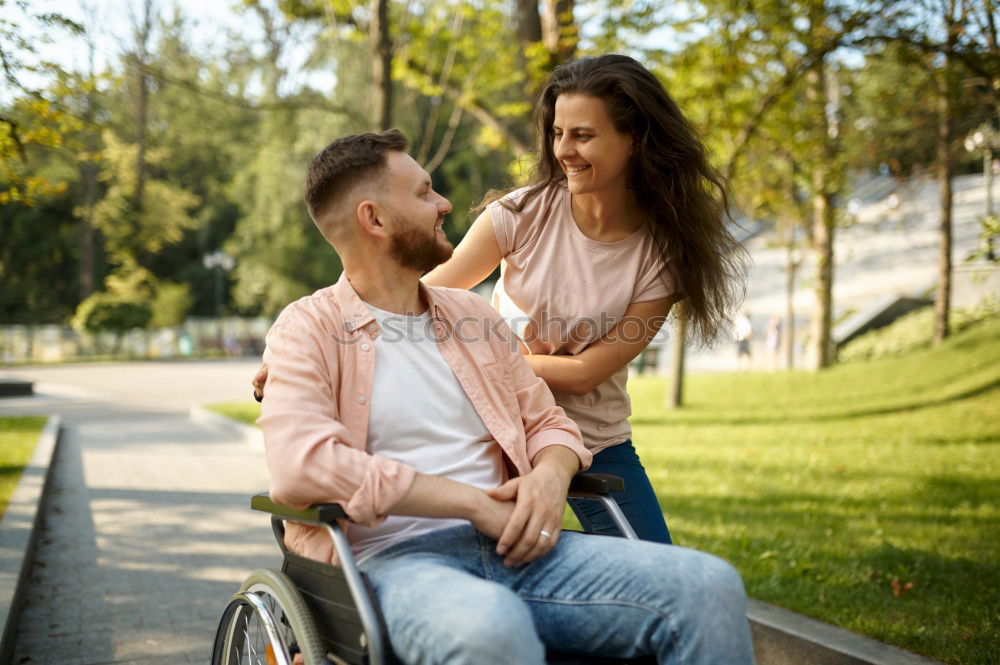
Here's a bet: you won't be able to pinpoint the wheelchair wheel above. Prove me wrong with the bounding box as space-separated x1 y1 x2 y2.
214 568 326 665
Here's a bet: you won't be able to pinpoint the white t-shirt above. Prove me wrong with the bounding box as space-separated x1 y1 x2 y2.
348 303 504 562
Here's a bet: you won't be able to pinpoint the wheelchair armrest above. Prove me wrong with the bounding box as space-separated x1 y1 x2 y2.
251 493 347 525
567 473 624 496
250 473 622 526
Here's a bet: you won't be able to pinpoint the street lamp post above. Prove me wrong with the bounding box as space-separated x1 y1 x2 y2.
964 123 999 260
202 250 235 353
202 250 235 319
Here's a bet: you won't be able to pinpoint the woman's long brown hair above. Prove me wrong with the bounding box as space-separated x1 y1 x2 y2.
488 54 747 345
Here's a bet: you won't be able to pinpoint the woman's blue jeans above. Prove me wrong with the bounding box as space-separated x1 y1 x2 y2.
568 439 673 544
359 525 753 665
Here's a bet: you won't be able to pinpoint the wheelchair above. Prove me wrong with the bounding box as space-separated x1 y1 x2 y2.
211 473 654 665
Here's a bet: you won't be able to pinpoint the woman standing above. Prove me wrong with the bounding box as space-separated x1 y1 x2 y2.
421 54 747 543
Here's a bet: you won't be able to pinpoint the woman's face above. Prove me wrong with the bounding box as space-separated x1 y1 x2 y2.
552 93 633 196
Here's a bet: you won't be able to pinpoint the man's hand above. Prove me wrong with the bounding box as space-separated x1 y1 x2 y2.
468 491 516 541
487 445 578 567
252 363 269 400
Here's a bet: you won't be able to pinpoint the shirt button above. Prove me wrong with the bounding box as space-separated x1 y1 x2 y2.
368 323 377 331
361 343 371 351
358 396 367 405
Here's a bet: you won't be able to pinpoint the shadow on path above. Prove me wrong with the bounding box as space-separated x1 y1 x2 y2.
12 412 275 665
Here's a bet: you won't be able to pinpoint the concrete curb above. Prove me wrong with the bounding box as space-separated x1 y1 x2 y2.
748 599 945 665
189 404 263 452
188 408 946 665
0 415 61 665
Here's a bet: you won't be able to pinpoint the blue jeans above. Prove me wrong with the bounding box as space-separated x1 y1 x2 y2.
568 440 673 544
359 525 754 665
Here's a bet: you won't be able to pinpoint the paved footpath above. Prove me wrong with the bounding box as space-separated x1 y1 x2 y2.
0 361 278 664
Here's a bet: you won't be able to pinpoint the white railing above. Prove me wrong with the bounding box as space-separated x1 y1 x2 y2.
0 316 272 364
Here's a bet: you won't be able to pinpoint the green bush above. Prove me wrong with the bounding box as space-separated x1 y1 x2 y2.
839 298 999 363
150 281 192 327
72 292 153 352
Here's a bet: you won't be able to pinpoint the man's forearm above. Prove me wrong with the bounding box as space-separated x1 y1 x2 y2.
390 473 513 540
390 473 486 521
530 445 580 486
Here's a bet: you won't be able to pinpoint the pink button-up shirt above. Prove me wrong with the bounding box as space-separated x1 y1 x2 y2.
258 272 591 564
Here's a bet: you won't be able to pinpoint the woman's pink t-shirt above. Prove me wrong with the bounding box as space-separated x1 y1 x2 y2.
488 183 678 453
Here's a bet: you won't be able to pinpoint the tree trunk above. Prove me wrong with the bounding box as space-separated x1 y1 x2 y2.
78 18 98 301
935 153 953 345
516 0 542 44
805 56 837 370
515 0 547 102
809 189 835 369
934 0 959 344
135 65 148 207
133 0 154 212
541 0 577 67
371 0 392 130
800 8 844 371
934 63 954 344
667 317 686 408
783 235 798 370
79 162 97 300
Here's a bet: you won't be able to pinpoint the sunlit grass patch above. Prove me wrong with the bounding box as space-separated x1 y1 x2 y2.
0 416 46 519
206 401 260 426
630 317 1000 665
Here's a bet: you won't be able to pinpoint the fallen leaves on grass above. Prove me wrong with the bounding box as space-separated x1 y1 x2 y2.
891 577 914 597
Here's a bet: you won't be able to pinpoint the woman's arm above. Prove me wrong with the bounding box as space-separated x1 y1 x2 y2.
423 208 503 289
525 295 679 396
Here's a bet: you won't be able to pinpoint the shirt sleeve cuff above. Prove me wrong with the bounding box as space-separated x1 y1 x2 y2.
344 457 418 526
527 433 592 472
488 202 513 256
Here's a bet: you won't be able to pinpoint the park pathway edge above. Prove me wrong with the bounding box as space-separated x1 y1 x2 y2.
748 599 946 665
0 415 60 665
190 407 949 665
190 404 263 452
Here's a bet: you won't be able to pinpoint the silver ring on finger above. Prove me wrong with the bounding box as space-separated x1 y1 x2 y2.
539 529 552 539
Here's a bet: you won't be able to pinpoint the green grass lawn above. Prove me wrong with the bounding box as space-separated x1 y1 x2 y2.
207 401 261 426
629 318 999 665
208 317 1000 664
0 416 46 519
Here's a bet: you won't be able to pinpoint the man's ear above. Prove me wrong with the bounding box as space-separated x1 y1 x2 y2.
355 199 388 239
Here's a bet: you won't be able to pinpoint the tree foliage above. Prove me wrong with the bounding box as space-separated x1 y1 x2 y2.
91 131 199 266
0 0 84 204
0 0 993 377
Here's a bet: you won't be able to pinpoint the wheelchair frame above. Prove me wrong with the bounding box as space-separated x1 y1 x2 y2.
212 473 640 665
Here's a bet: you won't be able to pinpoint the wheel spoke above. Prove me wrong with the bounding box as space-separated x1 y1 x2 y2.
215 570 323 665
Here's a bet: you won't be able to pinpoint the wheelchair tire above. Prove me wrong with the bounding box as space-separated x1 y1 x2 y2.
214 568 326 665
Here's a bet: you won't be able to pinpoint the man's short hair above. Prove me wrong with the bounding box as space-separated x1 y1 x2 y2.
304 129 409 226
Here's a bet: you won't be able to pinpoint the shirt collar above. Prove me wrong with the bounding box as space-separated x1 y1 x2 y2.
332 271 444 334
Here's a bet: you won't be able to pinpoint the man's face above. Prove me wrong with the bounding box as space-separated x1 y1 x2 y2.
381 151 454 273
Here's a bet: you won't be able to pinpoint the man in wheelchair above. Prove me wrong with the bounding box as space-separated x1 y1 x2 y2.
256 129 754 664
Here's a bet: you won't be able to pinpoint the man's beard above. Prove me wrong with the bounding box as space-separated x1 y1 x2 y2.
389 220 454 273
